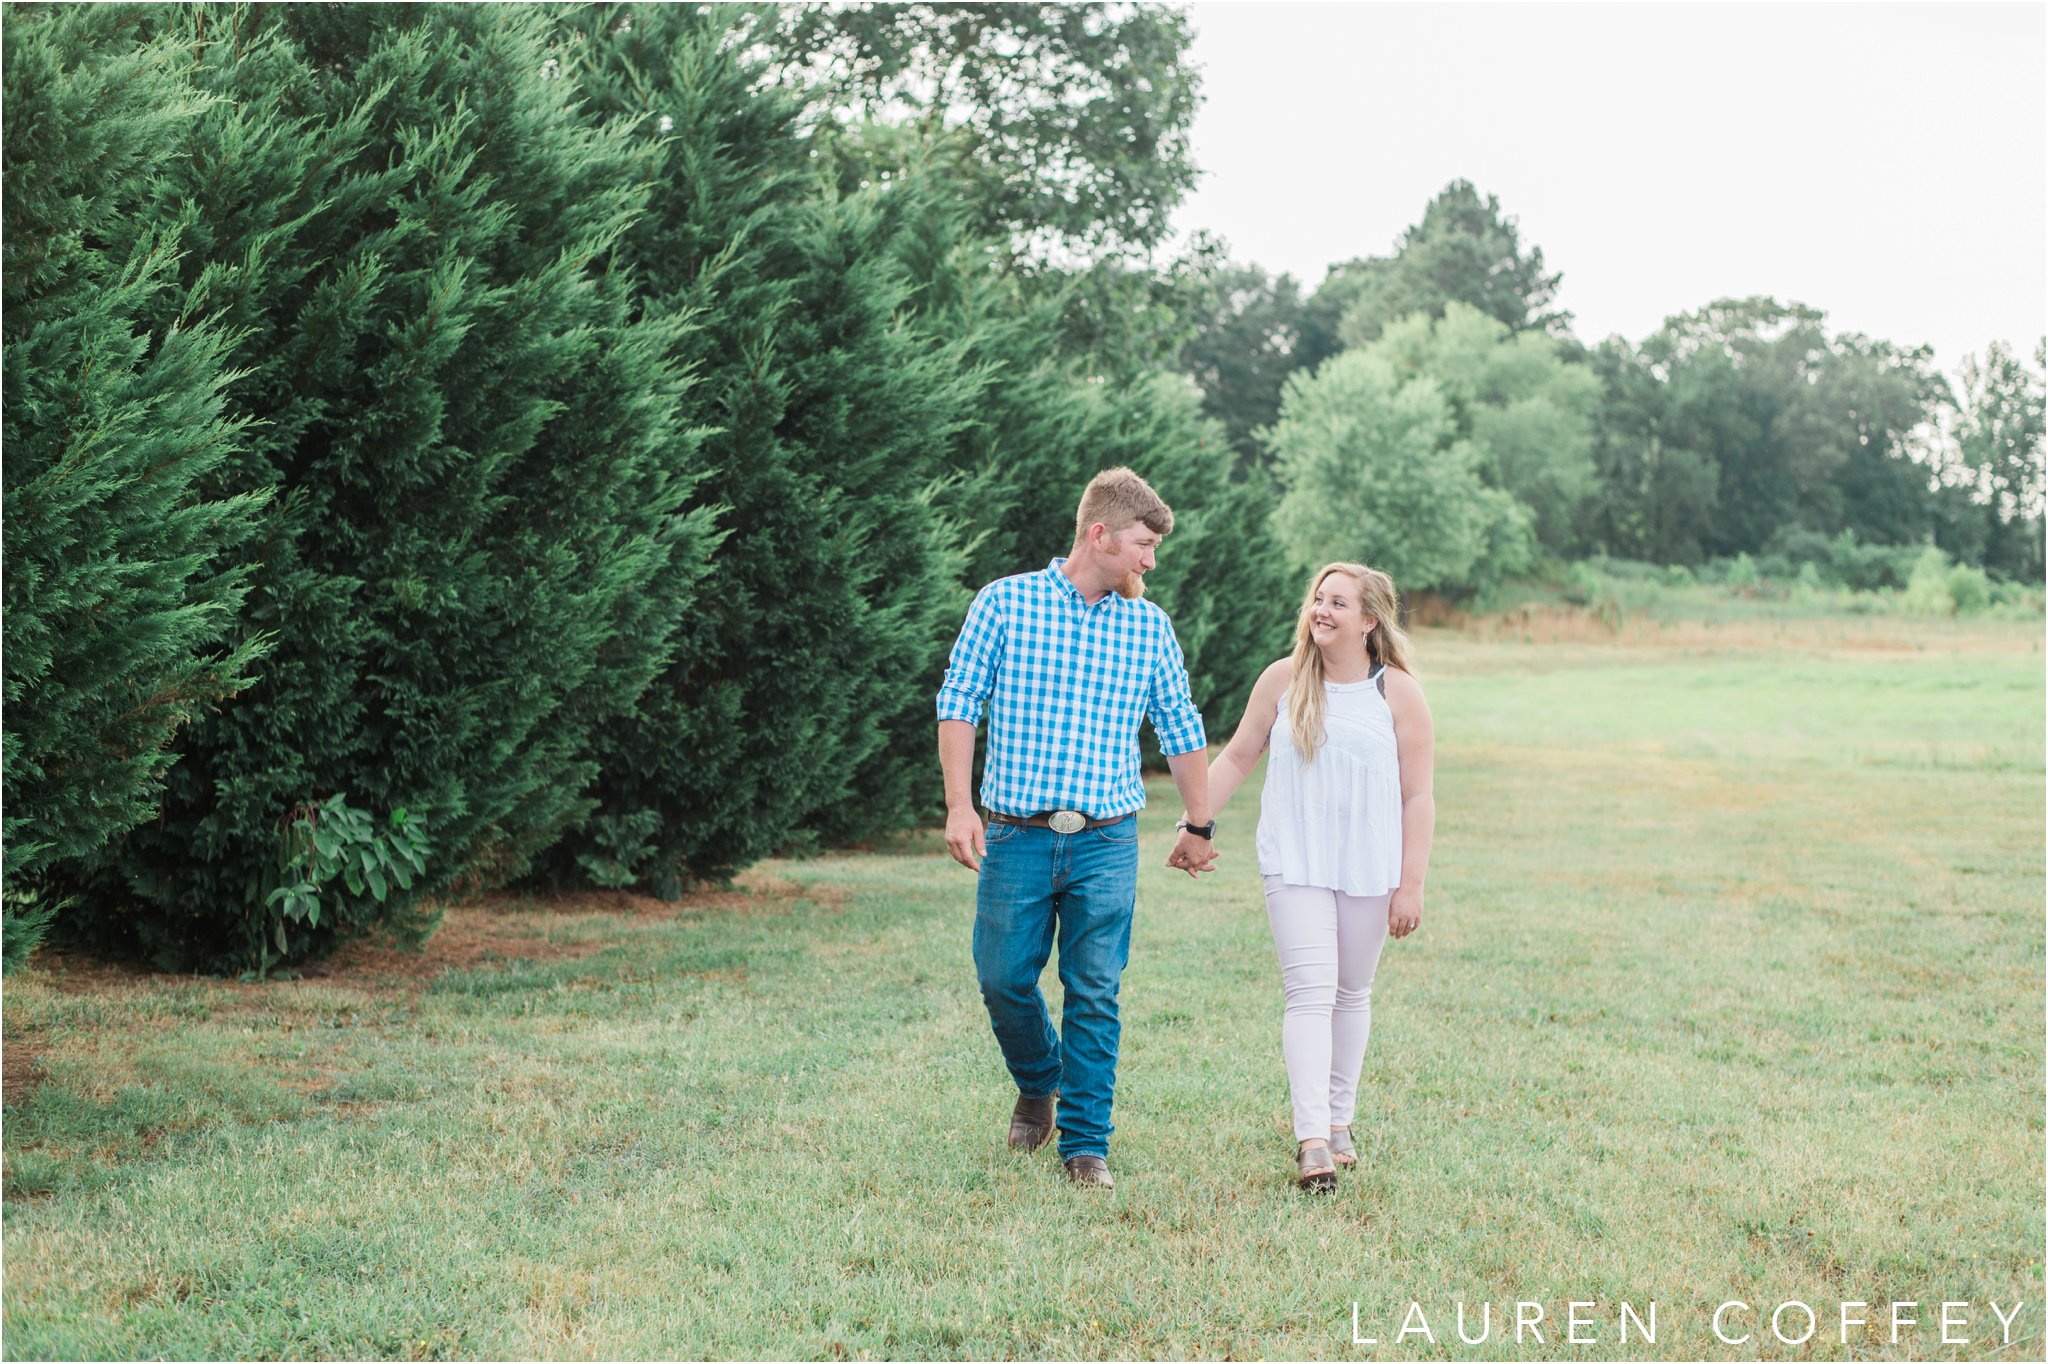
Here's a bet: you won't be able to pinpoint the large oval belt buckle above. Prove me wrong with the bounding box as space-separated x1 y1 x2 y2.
1048 810 1087 835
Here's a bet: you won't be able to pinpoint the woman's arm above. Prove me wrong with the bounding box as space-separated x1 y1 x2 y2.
1383 667 1435 939
1189 657 1292 824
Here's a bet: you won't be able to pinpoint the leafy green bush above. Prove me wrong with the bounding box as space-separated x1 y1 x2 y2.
262 796 431 975
1560 561 1604 605
1946 562 1994 615
1583 556 1667 583
1991 580 2046 612
1901 546 1959 615
1759 527 1923 591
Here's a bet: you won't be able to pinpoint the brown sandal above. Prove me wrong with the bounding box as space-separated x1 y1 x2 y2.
1297 1140 1337 1192
1329 1126 1358 1168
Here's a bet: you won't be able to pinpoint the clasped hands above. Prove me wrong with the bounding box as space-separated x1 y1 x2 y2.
1166 821 1219 877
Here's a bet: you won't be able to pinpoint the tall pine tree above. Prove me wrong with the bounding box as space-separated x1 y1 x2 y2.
80 4 714 969
540 4 974 893
1 4 270 969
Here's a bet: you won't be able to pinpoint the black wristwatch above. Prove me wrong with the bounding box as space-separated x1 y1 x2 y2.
1177 818 1217 840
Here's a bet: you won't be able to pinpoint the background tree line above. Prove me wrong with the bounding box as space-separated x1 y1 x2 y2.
2 1 1286 974
1182 179 2045 593
5 3 2040 976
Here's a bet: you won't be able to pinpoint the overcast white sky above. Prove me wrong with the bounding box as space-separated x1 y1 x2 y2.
1171 2 2047 372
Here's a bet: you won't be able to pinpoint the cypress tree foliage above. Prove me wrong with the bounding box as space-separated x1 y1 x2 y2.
1 5 270 969
884 193 1294 733
78 4 713 970
1080 379 1294 731
538 4 974 893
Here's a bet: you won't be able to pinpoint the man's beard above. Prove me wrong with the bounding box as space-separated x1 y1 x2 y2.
1116 570 1145 599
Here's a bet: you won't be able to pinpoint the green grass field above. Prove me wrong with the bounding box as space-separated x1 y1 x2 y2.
4 618 2042 1360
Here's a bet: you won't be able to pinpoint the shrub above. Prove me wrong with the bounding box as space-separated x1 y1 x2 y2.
1757 526 1833 582
1992 580 2046 613
1584 556 1666 582
1946 562 1994 615
1829 532 1923 592
1754 527 1923 592
262 795 432 972
1901 546 1958 615
1560 561 1603 605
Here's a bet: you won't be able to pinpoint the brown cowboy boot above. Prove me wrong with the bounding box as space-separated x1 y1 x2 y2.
1006 1091 1057 1152
1063 1154 1114 1190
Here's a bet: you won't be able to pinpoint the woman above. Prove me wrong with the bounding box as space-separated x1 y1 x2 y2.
1191 561 1435 1191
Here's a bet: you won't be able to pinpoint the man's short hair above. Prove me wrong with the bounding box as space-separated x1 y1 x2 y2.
1074 467 1173 544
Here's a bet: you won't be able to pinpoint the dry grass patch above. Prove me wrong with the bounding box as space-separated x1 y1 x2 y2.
1 869 841 1139
1414 602 2042 655
1 1034 47 1112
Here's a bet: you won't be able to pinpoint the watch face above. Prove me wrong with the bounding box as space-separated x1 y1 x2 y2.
1049 810 1087 834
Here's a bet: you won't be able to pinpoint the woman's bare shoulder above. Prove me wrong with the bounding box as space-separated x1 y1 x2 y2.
1253 656 1294 694
1382 665 1429 706
1239 656 1292 712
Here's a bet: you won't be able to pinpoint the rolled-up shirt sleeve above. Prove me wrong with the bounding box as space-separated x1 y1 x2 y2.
936 585 1003 726
1146 619 1207 757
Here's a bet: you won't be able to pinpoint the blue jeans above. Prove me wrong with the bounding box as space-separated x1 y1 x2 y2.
972 816 1140 1162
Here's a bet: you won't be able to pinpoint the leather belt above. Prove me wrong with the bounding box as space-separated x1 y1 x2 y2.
987 810 1132 835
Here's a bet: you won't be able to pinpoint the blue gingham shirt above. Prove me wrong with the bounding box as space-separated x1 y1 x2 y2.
936 559 1207 819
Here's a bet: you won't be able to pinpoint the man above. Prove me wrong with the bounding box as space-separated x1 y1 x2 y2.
936 467 1218 1191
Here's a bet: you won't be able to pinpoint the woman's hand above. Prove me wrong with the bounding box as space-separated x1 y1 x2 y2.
1166 827 1217 876
1388 886 1423 939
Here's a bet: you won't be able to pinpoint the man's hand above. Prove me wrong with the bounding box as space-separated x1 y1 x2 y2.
945 807 985 872
1166 829 1217 877
1388 886 1422 938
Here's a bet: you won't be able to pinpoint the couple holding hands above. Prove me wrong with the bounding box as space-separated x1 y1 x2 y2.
937 468 1436 1192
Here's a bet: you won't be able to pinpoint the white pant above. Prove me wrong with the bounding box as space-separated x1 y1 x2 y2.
1262 875 1391 1142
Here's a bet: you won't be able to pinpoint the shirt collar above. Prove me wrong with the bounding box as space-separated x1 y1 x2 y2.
1046 557 1123 611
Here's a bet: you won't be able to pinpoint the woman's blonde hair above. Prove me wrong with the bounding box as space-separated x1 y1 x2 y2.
1287 561 1413 762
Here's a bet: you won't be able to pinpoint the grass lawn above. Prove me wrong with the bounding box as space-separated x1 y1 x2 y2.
3 617 2042 1360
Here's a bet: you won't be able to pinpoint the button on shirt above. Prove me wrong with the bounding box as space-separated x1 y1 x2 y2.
935 559 1207 819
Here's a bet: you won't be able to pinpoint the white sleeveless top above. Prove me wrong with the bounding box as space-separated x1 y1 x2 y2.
1255 666 1403 896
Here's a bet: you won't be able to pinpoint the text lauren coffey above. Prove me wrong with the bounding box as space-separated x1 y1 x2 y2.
1349 1299 2030 1349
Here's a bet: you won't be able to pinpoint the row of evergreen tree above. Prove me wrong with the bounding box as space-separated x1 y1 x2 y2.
8 5 2040 975
4 3 1292 973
